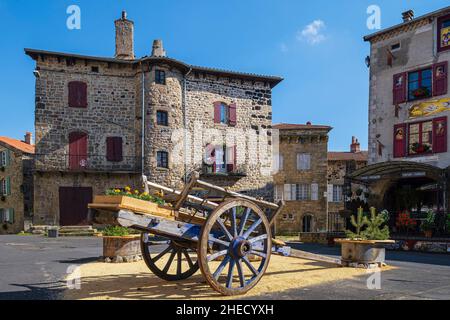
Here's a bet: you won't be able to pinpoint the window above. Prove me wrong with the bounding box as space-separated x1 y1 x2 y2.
0 177 11 196
391 43 401 52
68 81 88 108
91 66 99 73
204 145 236 174
438 14 450 52
273 154 283 172
332 185 343 202
157 151 169 168
0 208 14 224
302 215 312 233
106 137 123 162
155 70 166 85
0 150 9 167
213 102 237 126
295 184 311 201
409 121 433 155
69 132 88 170
408 68 432 101
394 117 447 157
297 153 311 170
157 110 169 126
393 62 448 104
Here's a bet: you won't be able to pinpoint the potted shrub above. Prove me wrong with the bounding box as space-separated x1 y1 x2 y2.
98 186 166 263
420 210 436 238
336 207 394 267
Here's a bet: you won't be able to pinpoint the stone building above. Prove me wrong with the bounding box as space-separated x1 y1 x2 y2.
272 123 331 235
327 137 368 233
352 7 450 232
0 133 34 234
25 12 282 226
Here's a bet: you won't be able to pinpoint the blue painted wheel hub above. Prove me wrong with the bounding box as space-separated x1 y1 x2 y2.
230 237 252 258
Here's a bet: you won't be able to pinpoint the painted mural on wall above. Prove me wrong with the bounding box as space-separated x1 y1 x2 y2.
409 98 450 119
441 26 450 49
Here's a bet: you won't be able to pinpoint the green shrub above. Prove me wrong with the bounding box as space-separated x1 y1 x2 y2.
102 226 131 237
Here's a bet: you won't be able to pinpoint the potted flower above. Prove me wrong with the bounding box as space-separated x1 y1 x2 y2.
412 87 431 99
396 211 417 234
101 225 142 263
411 143 431 154
335 207 394 267
420 210 436 238
91 186 167 263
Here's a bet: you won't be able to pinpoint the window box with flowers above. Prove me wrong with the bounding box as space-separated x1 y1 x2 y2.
411 87 431 99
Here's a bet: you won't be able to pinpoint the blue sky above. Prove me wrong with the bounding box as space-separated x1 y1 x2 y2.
0 0 449 151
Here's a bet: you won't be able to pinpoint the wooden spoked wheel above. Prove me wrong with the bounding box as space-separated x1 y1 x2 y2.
198 200 272 296
141 233 199 281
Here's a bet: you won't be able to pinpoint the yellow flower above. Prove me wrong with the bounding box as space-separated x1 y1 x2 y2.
114 189 121 193
125 186 131 192
141 192 149 197
134 190 139 195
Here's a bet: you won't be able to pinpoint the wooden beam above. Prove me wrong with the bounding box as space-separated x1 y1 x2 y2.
174 172 199 211
195 179 279 210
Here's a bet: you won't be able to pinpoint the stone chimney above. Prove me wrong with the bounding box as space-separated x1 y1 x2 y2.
151 39 167 57
115 11 135 60
350 136 360 153
402 10 414 22
24 132 32 145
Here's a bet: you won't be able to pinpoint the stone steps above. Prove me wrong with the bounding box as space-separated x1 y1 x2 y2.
30 225 99 237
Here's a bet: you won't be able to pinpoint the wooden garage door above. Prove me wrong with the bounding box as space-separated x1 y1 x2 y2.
59 187 93 226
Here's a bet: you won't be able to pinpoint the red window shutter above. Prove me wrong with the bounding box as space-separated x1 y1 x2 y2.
433 62 448 97
393 73 407 105
106 137 114 161
433 117 447 153
213 102 221 124
69 132 88 169
114 137 123 162
229 103 237 126
69 81 87 108
393 124 407 158
226 146 236 173
107 137 123 162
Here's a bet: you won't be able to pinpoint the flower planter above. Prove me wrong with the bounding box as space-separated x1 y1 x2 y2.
335 239 395 267
102 235 142 263
89 195 174 219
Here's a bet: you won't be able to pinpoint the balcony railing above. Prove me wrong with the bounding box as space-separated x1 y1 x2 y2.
34 154 141 173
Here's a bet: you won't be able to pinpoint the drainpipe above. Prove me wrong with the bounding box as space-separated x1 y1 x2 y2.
141 62 146 177
183 67 193 182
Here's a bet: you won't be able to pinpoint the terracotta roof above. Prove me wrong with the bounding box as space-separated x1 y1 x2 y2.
273 123 332 131
328 151 368 162
0 137 35 154
24 49 283 88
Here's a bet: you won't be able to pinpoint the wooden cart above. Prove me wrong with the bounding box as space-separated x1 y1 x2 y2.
89 172 288 296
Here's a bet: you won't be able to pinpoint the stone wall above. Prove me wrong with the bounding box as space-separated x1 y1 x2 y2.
31 53 277 224
0 146 25 234
34 172 140 225
273 129 329 234
34 56 138 172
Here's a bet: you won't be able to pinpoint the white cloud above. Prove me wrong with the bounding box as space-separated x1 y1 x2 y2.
298 20 326 45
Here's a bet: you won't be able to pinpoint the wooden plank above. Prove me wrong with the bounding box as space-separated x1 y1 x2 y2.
195 179 279 210
174 172 199 211
289 249 342 266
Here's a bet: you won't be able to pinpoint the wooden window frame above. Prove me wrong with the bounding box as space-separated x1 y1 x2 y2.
155 70 166 85
407 67 433 102
156 110 169 126
408 120 434 156
157 151 169 169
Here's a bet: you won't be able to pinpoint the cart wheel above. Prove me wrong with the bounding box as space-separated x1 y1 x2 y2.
198 200 272 296
141 233 199 281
